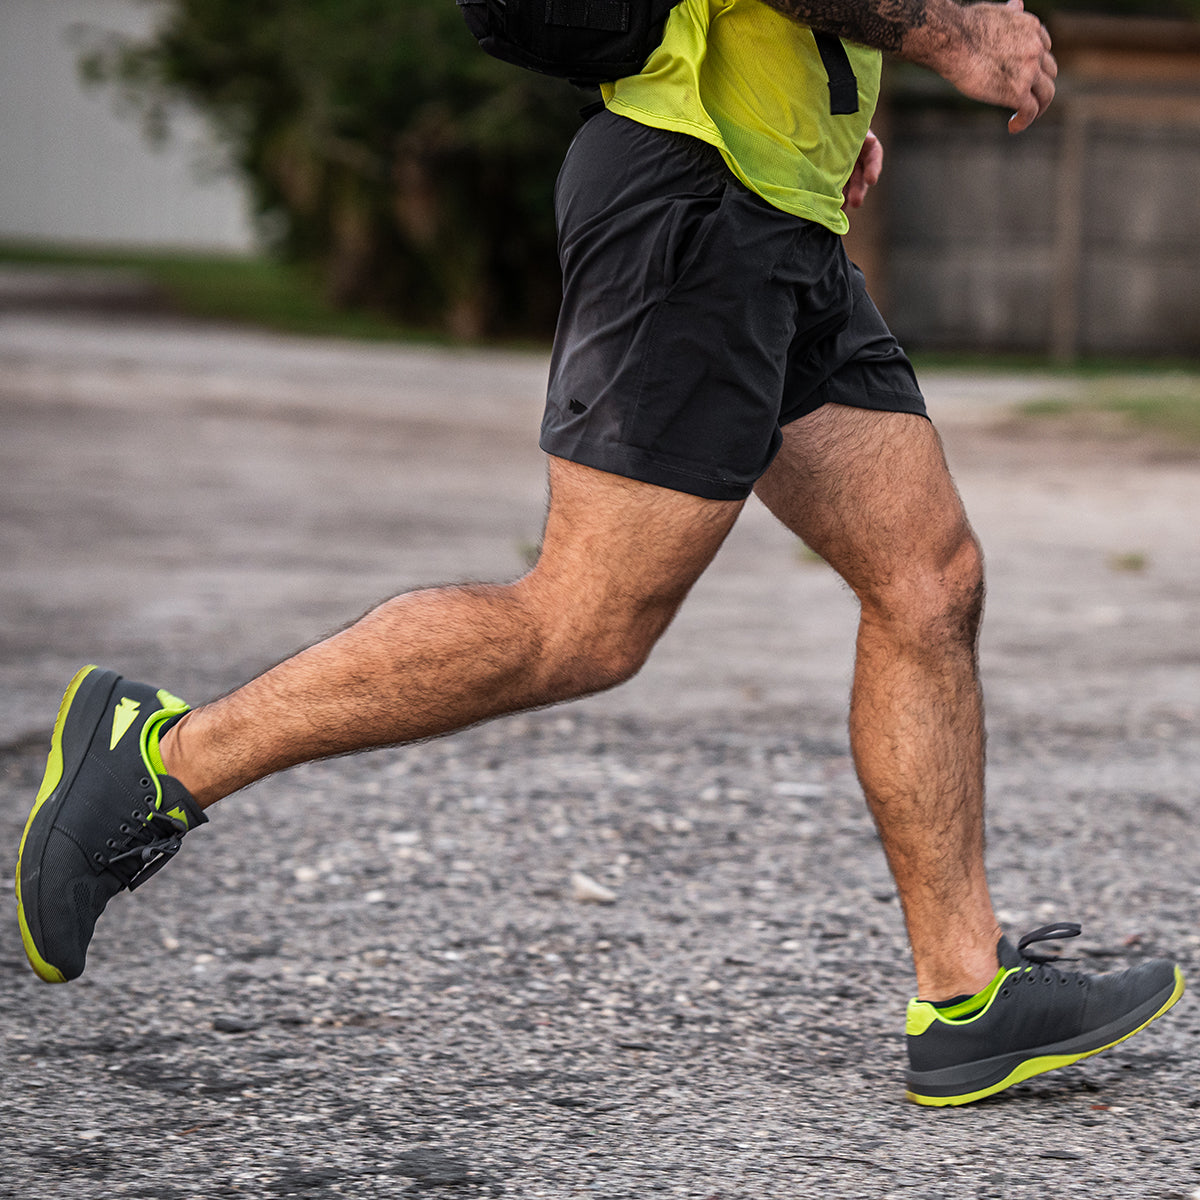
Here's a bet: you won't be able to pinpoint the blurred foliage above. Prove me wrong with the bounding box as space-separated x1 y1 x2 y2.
80 0 583 338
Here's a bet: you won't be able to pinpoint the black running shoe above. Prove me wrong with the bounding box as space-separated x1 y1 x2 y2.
905 923 1184 1106
16 666 207 983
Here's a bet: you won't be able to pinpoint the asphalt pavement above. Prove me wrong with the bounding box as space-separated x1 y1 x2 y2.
1 297 1198 1198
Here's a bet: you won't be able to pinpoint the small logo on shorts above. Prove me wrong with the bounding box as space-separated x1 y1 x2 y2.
568 398 588 415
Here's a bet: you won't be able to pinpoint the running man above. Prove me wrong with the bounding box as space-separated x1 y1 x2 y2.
16 0 1183 1105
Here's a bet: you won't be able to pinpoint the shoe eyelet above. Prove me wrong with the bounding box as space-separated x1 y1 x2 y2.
106 839 117 849
143 795 155 804
92 852 104 863
140 777 151 787
119 824 130 834
1000 987 1010 998
131 811 143 821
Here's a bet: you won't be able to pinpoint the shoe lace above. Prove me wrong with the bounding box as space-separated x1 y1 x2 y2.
104 808 190 890
1014 922 1084 986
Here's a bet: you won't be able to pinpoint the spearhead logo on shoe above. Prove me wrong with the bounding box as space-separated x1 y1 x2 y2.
109 697 141 750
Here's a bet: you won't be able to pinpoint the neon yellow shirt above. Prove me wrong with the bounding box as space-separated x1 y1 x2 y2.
602 0 881 234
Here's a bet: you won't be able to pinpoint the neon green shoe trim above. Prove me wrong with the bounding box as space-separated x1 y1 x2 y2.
908 966 1186 1107
906 999 937 1037
16 908 65 984
15 664 98 984
109 696 141 751
932 970 1009 1020
909 1050 1102 1108
156 687 187 712
139 691 191 793
906 967 1009 1035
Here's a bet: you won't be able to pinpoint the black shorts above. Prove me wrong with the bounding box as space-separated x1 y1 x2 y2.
539 111 927 501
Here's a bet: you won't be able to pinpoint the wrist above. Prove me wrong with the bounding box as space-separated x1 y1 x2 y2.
897 0 972 76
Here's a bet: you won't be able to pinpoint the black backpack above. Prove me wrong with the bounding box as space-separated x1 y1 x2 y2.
457 0 683 86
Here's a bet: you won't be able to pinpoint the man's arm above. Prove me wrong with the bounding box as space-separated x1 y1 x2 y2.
760 0 1058 133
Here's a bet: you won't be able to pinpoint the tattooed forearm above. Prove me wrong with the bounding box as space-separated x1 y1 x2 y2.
763 0 1057 130
759 0 942 53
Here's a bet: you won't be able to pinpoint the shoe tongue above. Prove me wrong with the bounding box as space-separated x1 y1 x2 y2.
997 935 1023 969
159 776 209 830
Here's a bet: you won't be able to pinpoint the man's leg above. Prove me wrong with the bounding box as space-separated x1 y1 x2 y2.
758 401 1184 1105
17 456 743 981
162 457 744 806
754 403 1000 1002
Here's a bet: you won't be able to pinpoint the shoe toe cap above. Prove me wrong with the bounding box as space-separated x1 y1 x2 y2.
22 831 120 981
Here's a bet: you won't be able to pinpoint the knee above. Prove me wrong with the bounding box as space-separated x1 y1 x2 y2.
544 635 654 700
515 584 664 703
863 525 985 648
545 609 664 699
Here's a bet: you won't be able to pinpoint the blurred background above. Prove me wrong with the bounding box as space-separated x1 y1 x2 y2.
0 0 1198 358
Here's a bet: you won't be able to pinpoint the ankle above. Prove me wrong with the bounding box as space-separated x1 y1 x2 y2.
913 923 1003 1003
158 713 217 810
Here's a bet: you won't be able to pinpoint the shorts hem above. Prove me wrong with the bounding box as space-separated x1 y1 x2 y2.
539 433 754 502
839 389 929 416
780 388 929 427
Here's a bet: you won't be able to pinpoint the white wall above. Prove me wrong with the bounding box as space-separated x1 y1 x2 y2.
0 0 256 252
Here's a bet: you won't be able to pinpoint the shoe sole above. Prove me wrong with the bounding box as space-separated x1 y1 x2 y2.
15 665 116 983
906 965 1186 1106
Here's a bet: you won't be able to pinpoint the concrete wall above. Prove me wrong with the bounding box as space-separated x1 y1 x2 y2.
0 0 255 252
883 110 1060 353
1075 124 1200 356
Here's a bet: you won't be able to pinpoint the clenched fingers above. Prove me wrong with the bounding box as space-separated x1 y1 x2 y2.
1008 45 1057 133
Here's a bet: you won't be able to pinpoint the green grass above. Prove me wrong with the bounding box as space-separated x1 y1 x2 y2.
1019 377 1200 447
0 241 429 342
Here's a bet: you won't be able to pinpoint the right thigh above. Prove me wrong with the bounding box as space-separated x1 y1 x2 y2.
524 455 744 665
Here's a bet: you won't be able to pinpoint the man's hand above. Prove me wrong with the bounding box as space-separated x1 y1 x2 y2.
918 0 1058 133
843 130 883 209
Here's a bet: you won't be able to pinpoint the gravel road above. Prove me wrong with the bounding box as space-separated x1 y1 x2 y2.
1 303 1198 1198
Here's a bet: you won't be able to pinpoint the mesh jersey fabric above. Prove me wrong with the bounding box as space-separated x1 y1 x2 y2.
601 0 881 234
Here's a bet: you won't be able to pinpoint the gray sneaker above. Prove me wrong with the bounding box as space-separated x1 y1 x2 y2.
905 923 1184 1106
16 666 207 982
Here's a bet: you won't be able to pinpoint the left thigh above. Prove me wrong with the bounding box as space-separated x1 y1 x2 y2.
754 404 978 598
